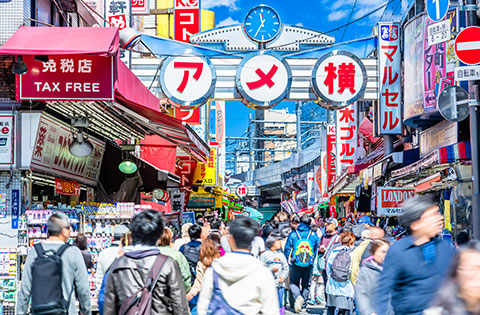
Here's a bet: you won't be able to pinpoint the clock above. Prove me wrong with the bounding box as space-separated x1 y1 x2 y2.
243 5 281 43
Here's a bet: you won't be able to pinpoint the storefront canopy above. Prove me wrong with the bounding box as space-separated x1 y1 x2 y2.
0 26 119 56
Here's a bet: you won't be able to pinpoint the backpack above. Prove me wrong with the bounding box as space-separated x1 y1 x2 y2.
118 254 168 315
330 248 352 282
182 243 201 284
207 269 244 315
292 230 315 267
30 243 72 315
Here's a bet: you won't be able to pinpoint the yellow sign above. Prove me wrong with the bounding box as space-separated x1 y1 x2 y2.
193 148 216 186
444 199 452 231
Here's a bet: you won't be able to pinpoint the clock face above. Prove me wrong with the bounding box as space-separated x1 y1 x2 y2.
243 5 281 43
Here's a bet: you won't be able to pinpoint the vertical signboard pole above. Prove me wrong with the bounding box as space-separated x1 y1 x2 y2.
466 0 480 239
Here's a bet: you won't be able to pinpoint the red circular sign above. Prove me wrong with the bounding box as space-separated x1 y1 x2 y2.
455 26 480 65
236 185 248 198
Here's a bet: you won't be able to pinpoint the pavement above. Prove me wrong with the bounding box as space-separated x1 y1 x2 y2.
285 305 325 315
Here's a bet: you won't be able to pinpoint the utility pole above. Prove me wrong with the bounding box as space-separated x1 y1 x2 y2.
255 109 265 164
296 101 302 153
466 0 480 239
248 113 254 181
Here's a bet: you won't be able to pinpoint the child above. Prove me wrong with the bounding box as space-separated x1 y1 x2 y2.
260 230 290 315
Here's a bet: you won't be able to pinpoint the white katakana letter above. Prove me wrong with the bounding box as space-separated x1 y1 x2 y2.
60 59 74 73
78 59 92 73
42 59 57 72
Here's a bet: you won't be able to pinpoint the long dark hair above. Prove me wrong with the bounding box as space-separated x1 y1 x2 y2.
429 241 480 315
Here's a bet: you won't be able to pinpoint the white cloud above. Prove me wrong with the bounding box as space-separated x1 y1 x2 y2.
216 17 241 27
296 22 304 27
328 10 349 21
202 0 239 11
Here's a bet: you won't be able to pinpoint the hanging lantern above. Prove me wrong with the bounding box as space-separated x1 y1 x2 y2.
153 188 170 203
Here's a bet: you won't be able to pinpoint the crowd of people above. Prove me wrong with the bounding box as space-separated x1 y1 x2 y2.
16 194 480 315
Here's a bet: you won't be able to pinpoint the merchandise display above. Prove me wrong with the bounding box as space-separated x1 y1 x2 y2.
0 248 17 315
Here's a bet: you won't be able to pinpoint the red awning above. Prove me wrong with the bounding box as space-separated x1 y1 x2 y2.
0 26 119 56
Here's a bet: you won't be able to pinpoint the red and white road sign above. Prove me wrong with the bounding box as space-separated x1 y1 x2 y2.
236 185 248 198
455 26 480 65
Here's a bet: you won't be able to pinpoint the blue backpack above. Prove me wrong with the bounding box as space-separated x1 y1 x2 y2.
292 230 315 267
97 270 109 315
207 269 244 315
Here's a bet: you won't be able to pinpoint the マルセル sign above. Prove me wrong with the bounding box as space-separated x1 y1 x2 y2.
377 187 415 216
17 55 114 101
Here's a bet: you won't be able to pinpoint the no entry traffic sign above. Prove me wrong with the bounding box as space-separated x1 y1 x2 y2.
455 26 480 65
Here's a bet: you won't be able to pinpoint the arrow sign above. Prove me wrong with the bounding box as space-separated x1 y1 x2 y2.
455 26 480 65
426 0 448 22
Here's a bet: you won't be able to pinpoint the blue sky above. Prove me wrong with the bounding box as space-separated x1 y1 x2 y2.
201 0 393 136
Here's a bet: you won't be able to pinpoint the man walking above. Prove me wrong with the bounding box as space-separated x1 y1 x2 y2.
197 216 279 315
17 212 91 315
103 210 189 315
376 195 455 315
284 214 320 313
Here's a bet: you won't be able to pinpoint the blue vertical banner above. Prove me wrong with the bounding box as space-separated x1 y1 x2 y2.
11 189 19 229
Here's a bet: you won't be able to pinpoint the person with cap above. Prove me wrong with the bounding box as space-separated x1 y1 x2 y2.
376 195 455 315
94 224 130 297
260 230 290 315
350 226 385 285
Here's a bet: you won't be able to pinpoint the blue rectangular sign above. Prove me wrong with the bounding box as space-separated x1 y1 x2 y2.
182 211 196 224
11 189 19 229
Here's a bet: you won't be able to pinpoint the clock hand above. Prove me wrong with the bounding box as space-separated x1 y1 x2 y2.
254 20 265 37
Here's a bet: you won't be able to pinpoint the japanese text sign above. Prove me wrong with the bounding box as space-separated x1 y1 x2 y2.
17 55 114 101
55 178 81 196
175 0 200 43
378 22 402 135
237 52 292 108
132 0 149 15
0 114 14 168
312 50 367 108
175 156 197 187
31 114 105 186
336 103 357 176
175 107 201 124
160 56 216 107
326 124 336 189
105 0 130 29
236 184 248 198
377 187 415 216
427 19 451 46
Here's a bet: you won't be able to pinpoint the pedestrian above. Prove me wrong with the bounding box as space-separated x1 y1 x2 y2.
284 214 320 313
17 212 91 315
197 216 279 315
260 230 289 315
208 218 231 253
424 241 480 315
174 223 193 251
376 195 456 315
325 232 356 315
318 223 340 298
455 231 470 247
74 233 93 270
94 224 130 297
251 229 266 258
103 210 189 314
186 234 221 315
180 224 203 285
158 227 192 293
355 238 392 315
350 226 385 285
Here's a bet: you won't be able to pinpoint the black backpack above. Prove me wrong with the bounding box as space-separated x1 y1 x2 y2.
182 243 201 284
31 243 72 315
330 248 352 282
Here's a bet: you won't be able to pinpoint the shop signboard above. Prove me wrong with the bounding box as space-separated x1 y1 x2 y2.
404 15 425 120
391 150 439 178
336 103 357 177
0 114 14 168
420 119 457 158
105 0 130 29
30 114 105 186
427 19 451 46
326 124 336 189
320 152 328 197
377 22 402 135
175 156 197 187
0 194 6 219
377 187 415 216
17 55 114 101
174 108 201 125
55 178 81 196
187 196 215 208
192 148 216 186
182 211 196 224
174 0 199 43
312 51 367 109
11 189 19 229
236 184 248 198
132 0 149 15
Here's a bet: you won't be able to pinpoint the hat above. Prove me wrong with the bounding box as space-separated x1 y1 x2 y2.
265 230 282 248
113 224 130 239
358 216 373 226
327 217 339 227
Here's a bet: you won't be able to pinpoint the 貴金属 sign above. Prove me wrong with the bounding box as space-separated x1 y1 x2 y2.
378 22 402 135
17 55 113 101
377 187 415 216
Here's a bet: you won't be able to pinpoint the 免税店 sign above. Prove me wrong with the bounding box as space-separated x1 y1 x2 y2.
17 55 114 101
377 187 415 216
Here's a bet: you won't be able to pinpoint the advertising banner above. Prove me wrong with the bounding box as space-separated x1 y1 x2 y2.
105 0 130 29
320 152 328 197
17 55 114 101
336 103 357 176
30 114 105 186
403 15 425 120
326 125 336 190
378 22 402 135
377 187 415 216
0 114 14 168
193 148 216 186
55 178 81 196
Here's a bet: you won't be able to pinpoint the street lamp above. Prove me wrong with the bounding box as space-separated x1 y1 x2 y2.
12 56 27 75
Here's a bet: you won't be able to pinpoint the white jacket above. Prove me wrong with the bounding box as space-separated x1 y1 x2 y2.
197 252 279 315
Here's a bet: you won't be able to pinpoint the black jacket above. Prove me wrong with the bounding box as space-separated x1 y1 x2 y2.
103 247 189 315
